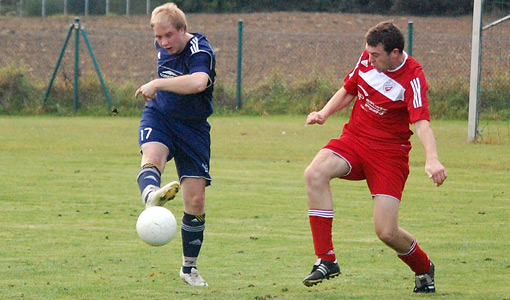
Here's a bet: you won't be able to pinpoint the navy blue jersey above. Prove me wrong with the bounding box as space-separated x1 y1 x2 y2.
146 33 216 121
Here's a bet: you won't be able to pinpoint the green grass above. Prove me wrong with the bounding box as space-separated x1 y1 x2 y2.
0 115 509 300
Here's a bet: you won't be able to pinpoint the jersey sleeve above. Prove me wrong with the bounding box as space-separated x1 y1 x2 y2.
189 51 213 75
406 70 430 124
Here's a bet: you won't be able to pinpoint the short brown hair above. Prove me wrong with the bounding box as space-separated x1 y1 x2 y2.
150 2 187 30
365 21 404 54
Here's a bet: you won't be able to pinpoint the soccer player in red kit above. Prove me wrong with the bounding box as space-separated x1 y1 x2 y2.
302 21 447 293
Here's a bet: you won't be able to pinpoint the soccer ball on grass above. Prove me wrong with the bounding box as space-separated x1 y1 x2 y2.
136 206 177 246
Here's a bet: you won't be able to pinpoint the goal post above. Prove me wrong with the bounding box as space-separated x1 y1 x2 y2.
468 0 483 142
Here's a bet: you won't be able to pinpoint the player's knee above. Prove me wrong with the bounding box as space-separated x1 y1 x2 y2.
184 194 205 214
142 156 166 173
375 227 398 246
304 164 324 187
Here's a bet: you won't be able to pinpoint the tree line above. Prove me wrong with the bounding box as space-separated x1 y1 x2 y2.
0 0 480 17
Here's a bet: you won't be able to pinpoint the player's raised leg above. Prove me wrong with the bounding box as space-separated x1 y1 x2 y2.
138 142 180 207
302 150 349 286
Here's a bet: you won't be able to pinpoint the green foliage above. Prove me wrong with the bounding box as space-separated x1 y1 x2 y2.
428 78 469 120
2 64 509 120
0 63 39 114
211 80 238 113
480 74 510 120
40 71 113 115
25 0 63 16
240 71 340 115
391 0 473 16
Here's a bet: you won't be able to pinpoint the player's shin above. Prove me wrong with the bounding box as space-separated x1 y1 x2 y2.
308 209 336 261
397 239 431 274
181 213 205 271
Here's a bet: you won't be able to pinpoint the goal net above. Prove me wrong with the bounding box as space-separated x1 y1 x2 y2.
469 0 510 143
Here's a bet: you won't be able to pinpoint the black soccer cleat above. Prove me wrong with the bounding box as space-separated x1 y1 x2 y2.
414 262 436 293
302 259 341 287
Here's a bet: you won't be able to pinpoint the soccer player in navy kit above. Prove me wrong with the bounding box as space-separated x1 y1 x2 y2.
135 2 215 287
302 21 447 293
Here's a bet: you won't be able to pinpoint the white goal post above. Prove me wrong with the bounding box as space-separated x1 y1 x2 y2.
468 0 482 142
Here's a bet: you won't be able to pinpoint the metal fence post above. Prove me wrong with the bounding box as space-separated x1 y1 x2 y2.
408 21 413 57
43 23 75 105
236 19 243 110
18 0 23 17
74 18 80 111
81 27 113 109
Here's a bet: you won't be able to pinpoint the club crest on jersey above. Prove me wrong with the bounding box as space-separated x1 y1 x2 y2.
383 81 395 92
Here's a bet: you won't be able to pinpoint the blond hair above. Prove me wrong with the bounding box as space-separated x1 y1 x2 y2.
150 2 187 30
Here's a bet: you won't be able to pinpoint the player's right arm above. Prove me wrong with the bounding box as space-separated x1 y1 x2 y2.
135 72 209 102
306 87 355 125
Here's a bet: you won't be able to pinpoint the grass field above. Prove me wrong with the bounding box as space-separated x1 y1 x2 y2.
1 116 509 300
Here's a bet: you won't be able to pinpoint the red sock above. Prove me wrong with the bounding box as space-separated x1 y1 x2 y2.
397 239 431 274
308 209 336 262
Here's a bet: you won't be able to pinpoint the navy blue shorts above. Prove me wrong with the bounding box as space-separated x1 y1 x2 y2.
138 108 212 186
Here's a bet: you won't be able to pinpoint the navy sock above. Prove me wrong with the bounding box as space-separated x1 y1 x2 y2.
181 213 205 268
136 164 161 203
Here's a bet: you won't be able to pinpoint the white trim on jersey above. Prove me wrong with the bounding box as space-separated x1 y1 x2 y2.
410 77 423 108
359 69 405 102
192 71 214 89
388 51 408 72
190 37 200 54
348 54 364 79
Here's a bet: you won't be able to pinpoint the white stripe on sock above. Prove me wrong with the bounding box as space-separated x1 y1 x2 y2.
308 209 334 218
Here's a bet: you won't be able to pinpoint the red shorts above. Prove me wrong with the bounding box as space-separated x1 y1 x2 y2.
324 133 411 201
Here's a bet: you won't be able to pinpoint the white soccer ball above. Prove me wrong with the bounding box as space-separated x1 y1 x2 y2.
136 206 177 246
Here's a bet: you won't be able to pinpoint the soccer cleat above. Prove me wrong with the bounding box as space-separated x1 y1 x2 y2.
302 259 341 287
180 267 208 287
145 181 180 208
414 262 435 293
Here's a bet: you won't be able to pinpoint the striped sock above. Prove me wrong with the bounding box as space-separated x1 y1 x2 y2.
308 209 336 262
181 213 205 271
397 239 431 274
136 164 161 204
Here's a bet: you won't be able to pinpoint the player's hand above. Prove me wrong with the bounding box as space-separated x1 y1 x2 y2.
306 111 326 125
135 83 157 102
425 159 447 187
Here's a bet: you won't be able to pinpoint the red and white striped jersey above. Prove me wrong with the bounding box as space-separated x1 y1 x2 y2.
342 50 430 145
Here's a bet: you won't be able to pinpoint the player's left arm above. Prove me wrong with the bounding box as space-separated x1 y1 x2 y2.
414 119 447 187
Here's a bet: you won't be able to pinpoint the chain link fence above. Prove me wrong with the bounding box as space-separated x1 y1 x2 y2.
477 0 510 142
0 13 485 114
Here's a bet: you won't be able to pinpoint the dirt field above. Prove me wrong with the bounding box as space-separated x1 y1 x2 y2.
0 12 488 87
